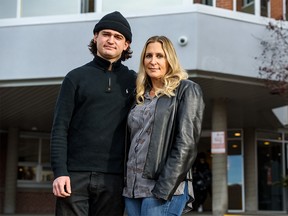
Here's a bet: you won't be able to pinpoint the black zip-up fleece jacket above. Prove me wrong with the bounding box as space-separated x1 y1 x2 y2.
51 55 136 178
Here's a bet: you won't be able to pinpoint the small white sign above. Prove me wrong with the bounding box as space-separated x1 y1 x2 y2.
211 131 226 154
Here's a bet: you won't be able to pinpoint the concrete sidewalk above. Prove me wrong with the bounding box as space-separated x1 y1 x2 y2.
1 213 288 216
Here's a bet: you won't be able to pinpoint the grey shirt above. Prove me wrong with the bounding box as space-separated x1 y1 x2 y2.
123 92 185 198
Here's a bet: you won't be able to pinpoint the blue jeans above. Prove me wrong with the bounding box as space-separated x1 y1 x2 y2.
124 182 189 216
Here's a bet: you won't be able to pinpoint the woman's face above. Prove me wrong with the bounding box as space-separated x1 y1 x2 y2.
143 42 169 81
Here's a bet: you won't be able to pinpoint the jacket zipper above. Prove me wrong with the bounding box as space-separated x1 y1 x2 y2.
106 71 112 93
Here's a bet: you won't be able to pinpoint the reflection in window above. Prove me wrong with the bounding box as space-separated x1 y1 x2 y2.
0 0 17 18
81 0 95 13
243 0 254 6
286 0 288 20
193 0 213 6
18 134 53 184
102 0 181 12
18 165 36 180
261 0 269 17
257 131 283 140
237 0 255 15
257 138 283 210
227 133 243 211
227 129 242 138
285 133 288 141
21 0 80 17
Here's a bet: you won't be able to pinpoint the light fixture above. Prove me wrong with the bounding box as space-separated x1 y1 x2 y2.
234 132 241 137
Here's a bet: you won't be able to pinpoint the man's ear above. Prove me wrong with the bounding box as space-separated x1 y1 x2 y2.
93 33 98 43
124 41 130 51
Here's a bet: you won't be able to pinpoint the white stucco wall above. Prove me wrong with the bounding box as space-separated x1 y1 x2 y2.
0 5 273 81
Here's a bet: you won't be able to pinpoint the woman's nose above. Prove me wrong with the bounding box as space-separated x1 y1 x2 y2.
150 57 157 64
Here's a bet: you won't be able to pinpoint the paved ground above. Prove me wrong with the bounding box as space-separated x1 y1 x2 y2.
1 213 288 216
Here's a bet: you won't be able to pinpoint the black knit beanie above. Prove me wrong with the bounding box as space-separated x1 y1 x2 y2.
93 11 132 42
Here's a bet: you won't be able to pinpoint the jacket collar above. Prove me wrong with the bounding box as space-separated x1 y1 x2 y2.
92 55 122 71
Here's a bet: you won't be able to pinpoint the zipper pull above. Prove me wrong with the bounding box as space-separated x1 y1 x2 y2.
106 76 112 93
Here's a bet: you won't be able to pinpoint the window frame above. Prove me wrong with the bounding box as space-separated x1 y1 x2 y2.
17 132 52 188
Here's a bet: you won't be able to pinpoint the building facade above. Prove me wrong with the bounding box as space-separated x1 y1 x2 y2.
0 0 288 215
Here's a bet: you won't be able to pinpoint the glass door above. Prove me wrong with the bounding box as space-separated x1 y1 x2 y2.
227 130 244 211
257 131 284 211
284 140 288 211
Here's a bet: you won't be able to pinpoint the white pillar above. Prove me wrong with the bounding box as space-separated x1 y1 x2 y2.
255 0 261 16
211 98 228 216
4 127 19 214
244 127 258 212
95 0 102 13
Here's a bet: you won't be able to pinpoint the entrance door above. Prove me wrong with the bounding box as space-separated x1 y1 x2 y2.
196 129 245 212
284 142 288 211
257 131 284 211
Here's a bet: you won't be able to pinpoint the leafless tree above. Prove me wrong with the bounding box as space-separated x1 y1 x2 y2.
256 21 288 96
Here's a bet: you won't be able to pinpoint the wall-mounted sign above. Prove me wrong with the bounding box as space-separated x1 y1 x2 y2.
211 131 226 154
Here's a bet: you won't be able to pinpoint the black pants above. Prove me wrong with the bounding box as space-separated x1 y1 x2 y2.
55 171 124 216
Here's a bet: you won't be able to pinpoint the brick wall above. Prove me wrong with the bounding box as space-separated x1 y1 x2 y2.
271 0 284 20
195 0 285 20
217 0 233 10
16 191 55 214
236 0 243 11
0 132 55 214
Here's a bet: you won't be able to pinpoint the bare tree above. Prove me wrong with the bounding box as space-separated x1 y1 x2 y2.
256 21 288 96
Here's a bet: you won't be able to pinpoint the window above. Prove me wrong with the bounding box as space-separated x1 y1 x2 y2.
81 0 95 13
0 0 81 18
193 0 213 6
286 0 288 20
0 0 17 18
257 131 284 211
239 0 255 15
244 0 254 6
260 0 271 17
18 133 52 187
101 0 181 12
227 129 244 211
21 0 80 17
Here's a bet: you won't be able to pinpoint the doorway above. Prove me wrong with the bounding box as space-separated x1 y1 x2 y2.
196 129 245 212
257 131 284 211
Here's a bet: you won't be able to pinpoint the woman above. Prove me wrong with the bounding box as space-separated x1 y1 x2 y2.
123 36 205 216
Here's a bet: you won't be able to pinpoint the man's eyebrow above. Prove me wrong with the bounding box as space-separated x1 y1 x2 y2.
102 31 124 36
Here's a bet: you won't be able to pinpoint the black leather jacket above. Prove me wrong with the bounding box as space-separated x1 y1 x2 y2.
125 79 205 201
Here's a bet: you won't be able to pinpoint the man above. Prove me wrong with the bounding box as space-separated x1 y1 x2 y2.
50 11 136 215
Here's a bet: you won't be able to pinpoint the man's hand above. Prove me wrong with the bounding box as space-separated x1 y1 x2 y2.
53 176 72 198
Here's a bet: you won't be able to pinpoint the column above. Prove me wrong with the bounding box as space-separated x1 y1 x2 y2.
4 127 19 214
243 127 258 212
211 98 228 216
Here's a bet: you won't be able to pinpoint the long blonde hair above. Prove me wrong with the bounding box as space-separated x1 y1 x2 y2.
136 35 188 104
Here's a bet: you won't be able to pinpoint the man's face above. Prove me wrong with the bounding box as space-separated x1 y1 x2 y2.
94 29 129 62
